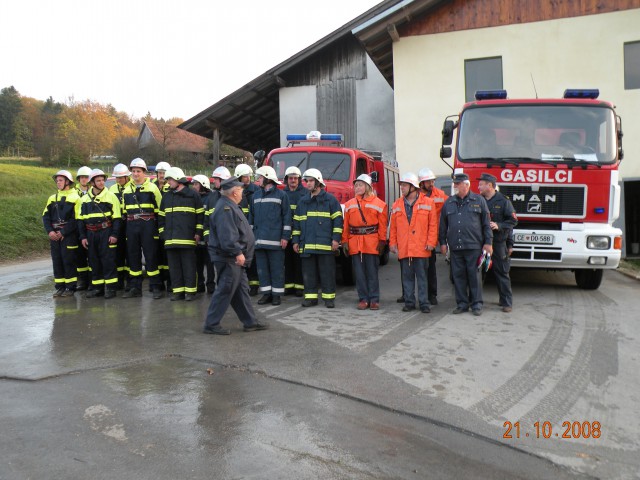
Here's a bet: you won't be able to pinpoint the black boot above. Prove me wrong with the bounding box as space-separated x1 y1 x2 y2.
257 294 272 305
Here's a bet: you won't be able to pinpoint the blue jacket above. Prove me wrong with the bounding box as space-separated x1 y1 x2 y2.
439 192 493 251
284 183 306 215
249 185 292 250
485 191 518 243
208 196 255 268
292 189 343 256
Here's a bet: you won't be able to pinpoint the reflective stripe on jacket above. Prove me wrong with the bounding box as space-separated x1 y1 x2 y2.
158 186 204 248
77 187 122 239
292 189 343 255
122 178 162 215
341 194 388 255
249 185 292 249
389 193 438 259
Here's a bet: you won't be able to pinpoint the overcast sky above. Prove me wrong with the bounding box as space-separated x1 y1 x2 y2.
1 0 381 121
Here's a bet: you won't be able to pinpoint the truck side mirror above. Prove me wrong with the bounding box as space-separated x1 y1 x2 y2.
440 147 452 159
442 120 455 146
370 171 379 183
253 150 265 166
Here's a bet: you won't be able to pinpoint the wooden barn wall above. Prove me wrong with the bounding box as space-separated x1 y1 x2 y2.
400 0 640 36
316 78 357 148
283 35 367 87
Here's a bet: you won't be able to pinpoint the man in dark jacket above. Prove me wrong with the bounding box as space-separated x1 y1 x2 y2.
203 177 269 335
283 166 305 297
439 173 493 316
158 167 204 301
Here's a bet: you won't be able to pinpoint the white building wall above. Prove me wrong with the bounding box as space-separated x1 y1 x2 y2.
392 9 640 179
279 86 317 147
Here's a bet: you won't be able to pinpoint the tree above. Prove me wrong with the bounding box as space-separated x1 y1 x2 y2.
0 86 23 154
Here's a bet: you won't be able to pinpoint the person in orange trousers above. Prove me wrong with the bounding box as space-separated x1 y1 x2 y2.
341 174 388 310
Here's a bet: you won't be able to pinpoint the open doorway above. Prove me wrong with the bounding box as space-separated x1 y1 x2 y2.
624 180 640 257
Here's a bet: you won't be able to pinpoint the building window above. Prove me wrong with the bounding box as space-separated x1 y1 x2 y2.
624 41 640 90
465 57 503 102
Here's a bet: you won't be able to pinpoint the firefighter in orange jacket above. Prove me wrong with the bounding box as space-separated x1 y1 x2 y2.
418 168 448 306
341 174 388 311
389 172 438 313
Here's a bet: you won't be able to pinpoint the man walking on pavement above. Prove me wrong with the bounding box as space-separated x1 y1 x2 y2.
121 158 163 299
439 173 493 316
418 168 448 306
250 165 291 306
159 167 204 301
292 168 343 308
203 177 269 335
77 169 122 299
389 172 438 313
477 173 518 312
283 166 305 297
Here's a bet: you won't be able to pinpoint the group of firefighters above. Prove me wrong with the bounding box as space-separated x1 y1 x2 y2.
43 158 516 315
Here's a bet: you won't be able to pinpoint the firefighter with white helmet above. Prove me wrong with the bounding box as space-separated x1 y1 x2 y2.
75 166 92 196
250 165 291 306
73 165 94 290
389 172 438 314
341 173 388 310
292 168 343 308
77 169 122 299
417 167 448 306
121 157 164 298
153 161 171 193
152 161 172 288
234 163 260 295
43 170 82 297
191 174 216 294
283 165 305 296
109 163 132 289
158 167 204 301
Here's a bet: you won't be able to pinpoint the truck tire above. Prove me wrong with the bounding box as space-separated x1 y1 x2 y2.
575 269 603 290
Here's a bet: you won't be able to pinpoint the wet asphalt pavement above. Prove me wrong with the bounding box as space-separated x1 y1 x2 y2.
1 257 638 479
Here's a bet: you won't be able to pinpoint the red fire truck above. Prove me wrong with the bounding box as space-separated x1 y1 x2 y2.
256 131 400 283
440 89 623 290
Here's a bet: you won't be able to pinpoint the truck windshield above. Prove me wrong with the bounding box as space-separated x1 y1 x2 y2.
457 105 617 165
269 151 352 181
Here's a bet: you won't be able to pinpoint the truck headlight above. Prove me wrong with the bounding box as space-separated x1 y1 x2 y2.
587 236 610 250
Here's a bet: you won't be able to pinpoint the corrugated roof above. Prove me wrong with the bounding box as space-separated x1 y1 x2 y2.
179 0 404 154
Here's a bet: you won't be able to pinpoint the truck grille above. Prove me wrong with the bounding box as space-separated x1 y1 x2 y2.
498 184 585 218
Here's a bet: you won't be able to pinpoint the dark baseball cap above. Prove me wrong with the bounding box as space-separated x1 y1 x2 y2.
478 173 497 185
452 173 469 183
220 177 243 190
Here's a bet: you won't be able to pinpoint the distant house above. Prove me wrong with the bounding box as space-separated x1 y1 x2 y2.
138 120 210 163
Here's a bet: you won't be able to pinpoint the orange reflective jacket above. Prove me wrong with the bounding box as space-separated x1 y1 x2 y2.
341 194 388 255
423 186 448 237
389 193 438 259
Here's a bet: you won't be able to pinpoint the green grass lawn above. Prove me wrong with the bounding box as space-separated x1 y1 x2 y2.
0 161 59 261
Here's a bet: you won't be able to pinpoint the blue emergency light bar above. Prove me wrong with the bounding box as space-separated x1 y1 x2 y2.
475 90 508 101
286 132 344 142
563 89 599 99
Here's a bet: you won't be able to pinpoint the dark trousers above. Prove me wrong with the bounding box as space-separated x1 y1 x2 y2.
204 261 257 329
492 241 513 307
247 259 260 290
87 230 117 291
400 257 428 309
157 239 170 289
451 249 483 310
256 248 285 296
76 241 90 286
195 245 216 291
301 254 336 301
126 219 161 290
284 242 303 292
166 248 197 294
50 235 78 289
426 253 438 298
353 253 380 303
115 226 127 287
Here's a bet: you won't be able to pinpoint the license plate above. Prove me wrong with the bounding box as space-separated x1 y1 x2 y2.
514 233 554 245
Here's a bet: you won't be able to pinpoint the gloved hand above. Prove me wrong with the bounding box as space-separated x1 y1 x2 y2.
342 243 349 255
377 241 386 255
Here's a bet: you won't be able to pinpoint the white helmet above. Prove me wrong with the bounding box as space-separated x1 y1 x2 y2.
155 161 171 172
399 172 420 189
76 166 92 178
353 173 372 187
130 157 147 170
164 166 186 183
212 166 231 180
234 163 253 177
53 170 74 184
302 168 325 186
284 166 302 178
255 165 282 185
418 168 436 182
89 169 106 183
112 163 131 177
192 174 211 190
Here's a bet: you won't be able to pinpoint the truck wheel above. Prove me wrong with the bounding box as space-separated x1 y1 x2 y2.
379 245 389 266
575 269 603 290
